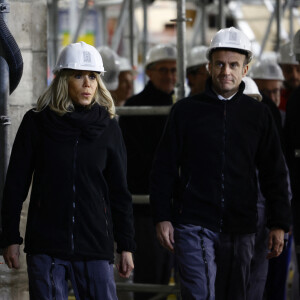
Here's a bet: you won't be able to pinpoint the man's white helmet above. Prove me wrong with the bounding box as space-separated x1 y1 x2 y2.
145 44 177 69
98 46 120 91
206 27 253 63
242 76 262 102
187 46 208 69
53 42 105 74
249 60 285 81
278 42 299 65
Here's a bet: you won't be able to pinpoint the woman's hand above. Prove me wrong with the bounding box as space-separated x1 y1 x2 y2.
3 244 20 269
116 251 134 278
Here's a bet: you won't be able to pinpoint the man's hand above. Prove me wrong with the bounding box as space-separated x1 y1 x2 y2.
3 244 20 269
116 251 134 278
267 228 284 259
156 221 174 252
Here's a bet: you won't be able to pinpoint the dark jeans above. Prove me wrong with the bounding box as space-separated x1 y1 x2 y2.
26 254 117 300
174 224 255 300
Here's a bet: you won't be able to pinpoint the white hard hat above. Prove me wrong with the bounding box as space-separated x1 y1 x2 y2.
294 30 300 61
53 41 105 74
206 27 253 63
278 42 299 65
249 60 285 81
98 46 120 91
145 44 177 69
242 76 262 102
187 46 209 69
119 57 133 72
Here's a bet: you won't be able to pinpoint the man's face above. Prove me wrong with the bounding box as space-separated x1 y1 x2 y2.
254 79 282 107
187 64 209 96
146 60 177 94
280 64 300 90
208 50 248 98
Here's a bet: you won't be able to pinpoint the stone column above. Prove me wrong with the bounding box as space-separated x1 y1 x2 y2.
0 0 47 299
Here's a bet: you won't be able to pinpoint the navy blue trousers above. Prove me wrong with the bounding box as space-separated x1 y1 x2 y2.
26 254 118 300
174 224 255 300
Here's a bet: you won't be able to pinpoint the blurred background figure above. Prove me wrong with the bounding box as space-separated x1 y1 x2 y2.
119 43 177 300
249 60 292 300
186 45 209 96
249 60 285 124
98 45 121 92
278 42 300 115
110 57 136 107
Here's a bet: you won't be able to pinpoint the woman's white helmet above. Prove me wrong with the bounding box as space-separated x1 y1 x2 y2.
278 42 299 65
145 44 177 69
53 42 105 74
206 27 253 63
98 46 120 91
249 60 285 81
242 76 262 102
187 46 209 69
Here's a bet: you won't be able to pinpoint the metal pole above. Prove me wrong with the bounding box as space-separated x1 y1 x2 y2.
0 0 10 231
289 0 294 44
129 0 136 67
47 0 59 79
200 0 206 45
275 0 282 52
218 0 225 30
142 0 148 84
111 0 129 52
72 0 89 43
176 0 187 100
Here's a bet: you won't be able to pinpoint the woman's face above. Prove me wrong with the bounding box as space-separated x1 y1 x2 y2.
68 70 98 106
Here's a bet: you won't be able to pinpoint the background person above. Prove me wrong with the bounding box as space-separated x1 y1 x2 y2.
186 45 209 96
119 43 177 300
278 42 300 113
110 57 136 107
1 41 135 300
150 27 291 300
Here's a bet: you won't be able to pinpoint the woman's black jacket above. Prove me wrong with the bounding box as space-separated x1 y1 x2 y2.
1 104 135 261
150 80 291 234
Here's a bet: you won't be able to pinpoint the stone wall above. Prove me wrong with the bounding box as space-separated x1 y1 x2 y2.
0 0 47 299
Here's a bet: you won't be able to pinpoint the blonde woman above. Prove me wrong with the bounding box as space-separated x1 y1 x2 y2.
1 42 135 300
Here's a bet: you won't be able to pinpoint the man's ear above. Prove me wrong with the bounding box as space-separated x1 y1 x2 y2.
207 63 212 75
242 64 249 77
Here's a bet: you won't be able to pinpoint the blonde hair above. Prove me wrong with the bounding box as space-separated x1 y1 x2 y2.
36 69 116 118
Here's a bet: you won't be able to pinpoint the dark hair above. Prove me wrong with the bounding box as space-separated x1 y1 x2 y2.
209 47 249 65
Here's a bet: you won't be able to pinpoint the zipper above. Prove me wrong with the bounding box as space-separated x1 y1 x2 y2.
71 139 79 253
220 102 227 232
102 197 109 237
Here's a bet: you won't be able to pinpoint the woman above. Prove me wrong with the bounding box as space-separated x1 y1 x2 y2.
1 41 135 300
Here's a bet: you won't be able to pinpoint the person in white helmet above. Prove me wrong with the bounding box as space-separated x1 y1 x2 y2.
0 41 135 300
110 57 136 107
285 29 300 297
150 27 291 300
119 43 177 300
249 60 284 108
186 46 209 96
278 42 300 112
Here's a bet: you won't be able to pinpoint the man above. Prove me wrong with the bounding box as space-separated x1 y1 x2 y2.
285 29 300 296
110 57 135 107
119 44 177 300
186 45 209 96
278 42 300 112
249 60 285 125
150 27 291 300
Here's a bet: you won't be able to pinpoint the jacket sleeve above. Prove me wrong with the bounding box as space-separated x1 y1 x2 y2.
105 120 135 254
257 106 291 232
149 104 183 224
1 110 38 247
